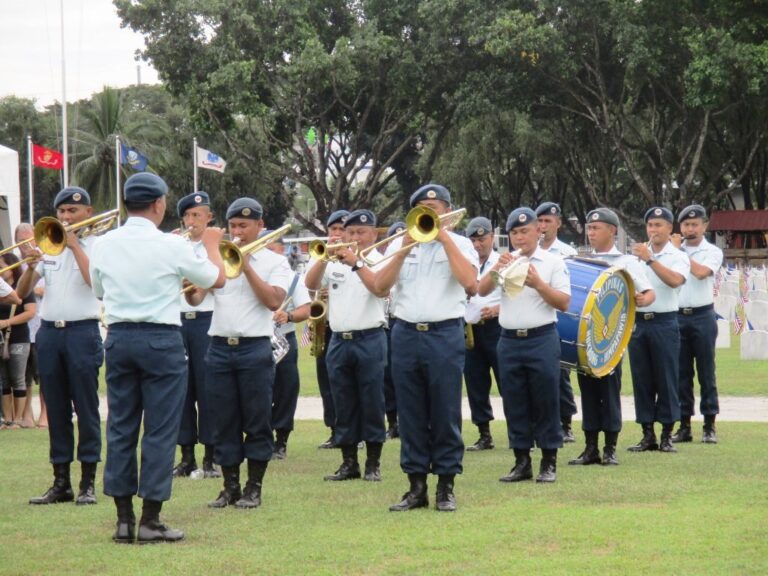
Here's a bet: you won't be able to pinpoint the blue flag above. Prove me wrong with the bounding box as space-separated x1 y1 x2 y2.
120 143 149 171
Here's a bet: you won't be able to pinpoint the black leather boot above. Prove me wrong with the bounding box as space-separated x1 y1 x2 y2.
659 424 678 453
202 445 221 478
562 417 575 443
272 430 290 460
536 449 557 483
702 415 718 444
235 460 268 509
436 475 457 512
207 465 242 508
602 431 619 466
671 416 693 443
171 445 198 477
76 462 97 505
499 449 533 482
568 431 601 465
466 422 495 451
389 473 429 511
364 442 383 482
137 500 184 544
318 428 338 449
112 496 135 544
29 463 75 505
324 444 361 481
385 411 399 440
627 423 659 452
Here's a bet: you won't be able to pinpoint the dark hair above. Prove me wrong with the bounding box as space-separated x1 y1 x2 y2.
124 200 156 213
0 253 22 284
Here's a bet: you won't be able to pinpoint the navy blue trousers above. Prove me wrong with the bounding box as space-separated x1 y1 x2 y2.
178 312 214 446
315 324 336 429
463 319 501 425
678 307 719 417
37 321 103 464
560 368 578 419
206 337 274 465
391 319 465 476
577 363 623 433
103 324 187 502
628 313 681 424
497 325 563 450
384 326 397 415
326 329 386 445
272 332 300 431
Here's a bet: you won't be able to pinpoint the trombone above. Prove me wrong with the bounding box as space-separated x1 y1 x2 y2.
220 224 292 279
308 240 358 262
0 209 120 275
359 206 466 265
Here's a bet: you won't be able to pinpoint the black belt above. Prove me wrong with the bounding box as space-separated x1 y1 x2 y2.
396 318 463 332
679 304 714 316
181 311 214 320
212 336 269 347
336 327 384 341
110 322 179 331
42 319 98 329
474 317 500 328
635 311 677 321
501 323 555 339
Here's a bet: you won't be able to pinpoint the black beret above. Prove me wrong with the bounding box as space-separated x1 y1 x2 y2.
466 217 493 238
177 191 210 218
123 173 168 203
505 208 537 232
678 204 707 223
644 206 674 223
226 197 263 220
409 183 451 208
326 210 349 227
344 209 376 227
53 186 90 209
535 202 561 218
586 208 620 228
386 221 406 238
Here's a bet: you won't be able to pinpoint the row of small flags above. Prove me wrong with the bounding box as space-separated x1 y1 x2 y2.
716 265 767 336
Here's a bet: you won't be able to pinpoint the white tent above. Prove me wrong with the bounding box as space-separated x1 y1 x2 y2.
0 144 22 249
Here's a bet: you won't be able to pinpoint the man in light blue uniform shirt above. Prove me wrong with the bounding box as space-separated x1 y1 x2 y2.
463 217 502 452
671 205 723 444
374 184 478 512
383 221 405 439
536 202 579 443
90 173 225 544
628 207 690 454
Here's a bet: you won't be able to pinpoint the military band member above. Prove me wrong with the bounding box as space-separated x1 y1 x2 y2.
671 205 723 444
190 198 291 510
90 173 225 543
480 208 570 484
569 208 655 466
267 234 311 460
628 207 690 453
383 221 405 440
536 202 578 443
463 217 501 452
171 191 221 479
373 184 478 512
306 209 389 482
314 209 349 449
18 188 104 506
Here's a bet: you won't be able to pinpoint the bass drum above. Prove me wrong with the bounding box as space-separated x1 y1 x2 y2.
557 257 636 377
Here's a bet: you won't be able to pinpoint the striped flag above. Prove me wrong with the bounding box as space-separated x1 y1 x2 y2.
732 299 746 335
299 323 311 347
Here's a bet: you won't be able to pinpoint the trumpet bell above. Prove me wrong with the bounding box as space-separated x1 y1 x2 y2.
34 217 67 256
308 240 327 261
405 206 440 243
492 257 530 298
219 239 244 279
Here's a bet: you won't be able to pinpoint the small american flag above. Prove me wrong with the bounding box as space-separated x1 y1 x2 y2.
299 323 311 347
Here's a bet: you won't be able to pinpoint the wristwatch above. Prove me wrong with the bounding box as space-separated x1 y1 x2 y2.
351 259 365 272
646 256 656 265
287 312 294 323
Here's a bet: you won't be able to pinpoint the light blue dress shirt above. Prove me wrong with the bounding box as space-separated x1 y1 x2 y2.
678 238 723 308
637 241 690 313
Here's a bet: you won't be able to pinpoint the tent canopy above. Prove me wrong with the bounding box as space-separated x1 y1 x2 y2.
0 144 21 250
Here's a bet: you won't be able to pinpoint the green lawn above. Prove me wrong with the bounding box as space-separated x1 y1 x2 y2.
1 421 766 575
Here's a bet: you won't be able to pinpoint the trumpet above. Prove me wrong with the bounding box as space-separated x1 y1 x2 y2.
359 206 466 265
489 250 528 298
308 240 359 262
0 209 119 275
220 224 292 279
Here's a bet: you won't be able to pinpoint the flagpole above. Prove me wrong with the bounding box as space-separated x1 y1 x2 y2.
193 137 198 193
115 135 122 226
27 136 34 222
60 0 69 187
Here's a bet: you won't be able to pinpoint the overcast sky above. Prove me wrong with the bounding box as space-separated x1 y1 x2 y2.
0 0 160 107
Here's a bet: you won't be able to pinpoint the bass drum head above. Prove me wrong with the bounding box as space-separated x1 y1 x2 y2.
577 267 636 377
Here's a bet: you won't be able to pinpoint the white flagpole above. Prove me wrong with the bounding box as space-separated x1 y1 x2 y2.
115 135 122 226
193 137 198 193
60 0 68 187
27 136 34 222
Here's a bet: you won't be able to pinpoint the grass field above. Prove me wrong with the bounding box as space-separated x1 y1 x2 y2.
1 421 766 575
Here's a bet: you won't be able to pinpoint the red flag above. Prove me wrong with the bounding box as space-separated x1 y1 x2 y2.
32 144 64 170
